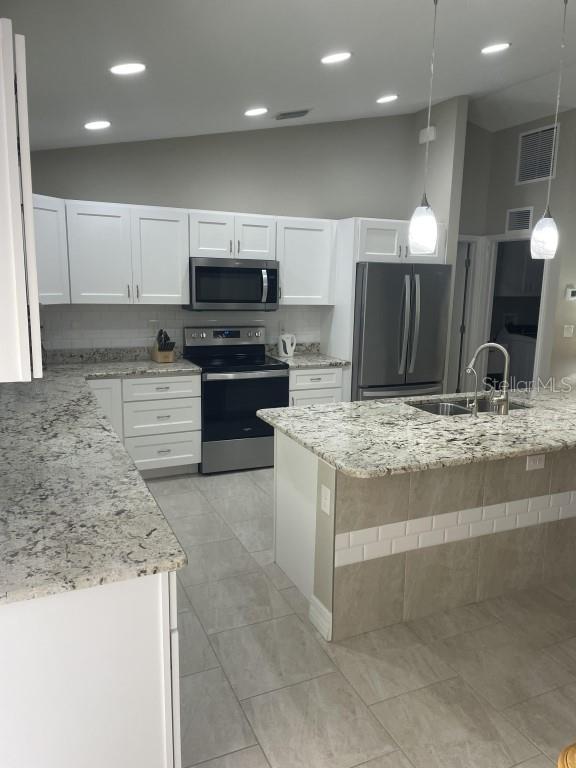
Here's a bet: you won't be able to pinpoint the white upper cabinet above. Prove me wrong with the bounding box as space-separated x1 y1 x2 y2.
131 207 188 304
357 218 446 264
33 194 70 305
235 215 276 259
67 201 133 304
189 211 234 259
357 219 408 262
406 222 447 264
276 218 334 305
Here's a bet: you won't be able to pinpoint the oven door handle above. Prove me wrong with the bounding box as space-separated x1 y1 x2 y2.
261 269 269 304
203 370 288 381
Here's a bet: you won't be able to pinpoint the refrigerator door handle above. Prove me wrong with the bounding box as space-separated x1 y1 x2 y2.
398 274 411 375
408 273 421 374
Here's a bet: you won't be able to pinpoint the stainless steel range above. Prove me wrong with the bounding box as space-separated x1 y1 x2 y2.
183 326 289 474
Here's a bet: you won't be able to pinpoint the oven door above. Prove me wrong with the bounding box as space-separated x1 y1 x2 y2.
202 370 288 443
190 257 279 311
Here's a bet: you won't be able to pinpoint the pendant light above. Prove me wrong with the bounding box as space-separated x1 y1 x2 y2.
408 0 439 256
531 0 568 260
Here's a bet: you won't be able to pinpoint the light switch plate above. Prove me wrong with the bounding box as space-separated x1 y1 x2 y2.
526 454 545 471
320 484 331 515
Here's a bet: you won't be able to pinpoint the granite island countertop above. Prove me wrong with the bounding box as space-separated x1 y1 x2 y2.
0 360 199 606
258 385 576 478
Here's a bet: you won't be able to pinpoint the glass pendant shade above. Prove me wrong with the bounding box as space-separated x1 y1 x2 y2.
408 195 438 255
530 208 559 260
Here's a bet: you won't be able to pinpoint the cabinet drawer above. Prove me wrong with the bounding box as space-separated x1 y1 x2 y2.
289 368 343 391
122 375 200 402
123 397 201 438
124 432 201 470
290 387 343 407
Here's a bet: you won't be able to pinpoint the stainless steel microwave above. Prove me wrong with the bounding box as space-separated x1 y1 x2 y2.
186 257 279 311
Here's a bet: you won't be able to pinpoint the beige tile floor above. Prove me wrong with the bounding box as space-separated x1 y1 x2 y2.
148 470 575 768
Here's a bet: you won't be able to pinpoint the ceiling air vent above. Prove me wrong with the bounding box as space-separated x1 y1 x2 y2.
505 206 534 233
275 109 311 121
516 124 559 184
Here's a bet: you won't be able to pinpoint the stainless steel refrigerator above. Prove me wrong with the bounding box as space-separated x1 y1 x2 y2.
352 262 452 401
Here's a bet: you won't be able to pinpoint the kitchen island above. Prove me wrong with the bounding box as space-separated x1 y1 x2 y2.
0 361 197 768
258 386 576 641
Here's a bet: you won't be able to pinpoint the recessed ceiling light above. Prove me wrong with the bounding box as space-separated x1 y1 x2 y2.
84 120 111 130
244 107 268 117
481 42 511 55
321 51 352 65
110 62 146 75
376 93 399 104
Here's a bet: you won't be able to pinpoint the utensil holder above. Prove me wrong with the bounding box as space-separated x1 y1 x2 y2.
151 344 176 364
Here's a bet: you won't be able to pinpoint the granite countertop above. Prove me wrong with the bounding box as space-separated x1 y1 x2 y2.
258 385 576 478
0 361 193 607
268 352 350 369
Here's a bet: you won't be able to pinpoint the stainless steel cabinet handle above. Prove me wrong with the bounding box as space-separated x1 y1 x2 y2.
310 377 322 382
398 274 411 375
237 239 241 255
398 244 402 259
409 274 421 373
157 448 172 454
156 414 171 420
155 386 170 391
136 284 140 300
291 396 295 405
127 284 131 299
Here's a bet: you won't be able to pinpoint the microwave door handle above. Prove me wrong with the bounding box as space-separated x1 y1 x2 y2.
261 268 269 303
408 273 421 374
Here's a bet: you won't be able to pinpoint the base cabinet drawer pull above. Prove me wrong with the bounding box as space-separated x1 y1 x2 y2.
310 377 322 382
155 386 170 391
157 448 172 454
156 414 171 420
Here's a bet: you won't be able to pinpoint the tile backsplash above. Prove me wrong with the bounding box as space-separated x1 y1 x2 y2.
40 304 330 351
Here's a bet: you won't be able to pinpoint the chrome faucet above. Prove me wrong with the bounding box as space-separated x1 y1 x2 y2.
465 342 510 416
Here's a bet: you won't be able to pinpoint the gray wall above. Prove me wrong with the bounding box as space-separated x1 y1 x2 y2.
32 115 422 220
459 122 493 235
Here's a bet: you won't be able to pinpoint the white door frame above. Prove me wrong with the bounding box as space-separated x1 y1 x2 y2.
459 231 557 387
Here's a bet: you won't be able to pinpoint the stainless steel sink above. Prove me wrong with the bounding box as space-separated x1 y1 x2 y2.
409 398 529 416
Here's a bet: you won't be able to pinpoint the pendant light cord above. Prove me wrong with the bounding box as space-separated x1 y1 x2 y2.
423 0 439 199
546 0 569 213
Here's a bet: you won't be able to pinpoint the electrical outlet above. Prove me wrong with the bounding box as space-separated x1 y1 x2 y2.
320 485 331 515
526 454 545 471
563 325 575 338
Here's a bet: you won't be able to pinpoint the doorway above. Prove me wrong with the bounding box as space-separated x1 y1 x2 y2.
487 240 543 388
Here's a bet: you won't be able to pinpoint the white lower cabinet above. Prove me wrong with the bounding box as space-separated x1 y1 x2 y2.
88 379 124 438
288 368 343 407
0 572 179 768
125 432 202 471
290 387 342 406
89 374 202 472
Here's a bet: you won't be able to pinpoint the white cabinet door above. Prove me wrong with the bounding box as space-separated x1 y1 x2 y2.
131 207 188 304
357 219 407 262
406 222 447 264
235 215 276 259
276 218 334 305
67 201 133 304
189 211 234 259
33 194 70 305
88 378 123 438
290 387 343 406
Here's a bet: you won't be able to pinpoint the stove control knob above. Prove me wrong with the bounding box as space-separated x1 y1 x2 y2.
247 332 252 337
255 331 262 338
191 333 198 339
200 332 207 339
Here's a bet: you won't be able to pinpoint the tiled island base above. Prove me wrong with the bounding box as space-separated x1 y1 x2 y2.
273 433 576 642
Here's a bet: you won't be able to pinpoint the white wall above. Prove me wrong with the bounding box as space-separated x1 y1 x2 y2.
40 304 328 351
